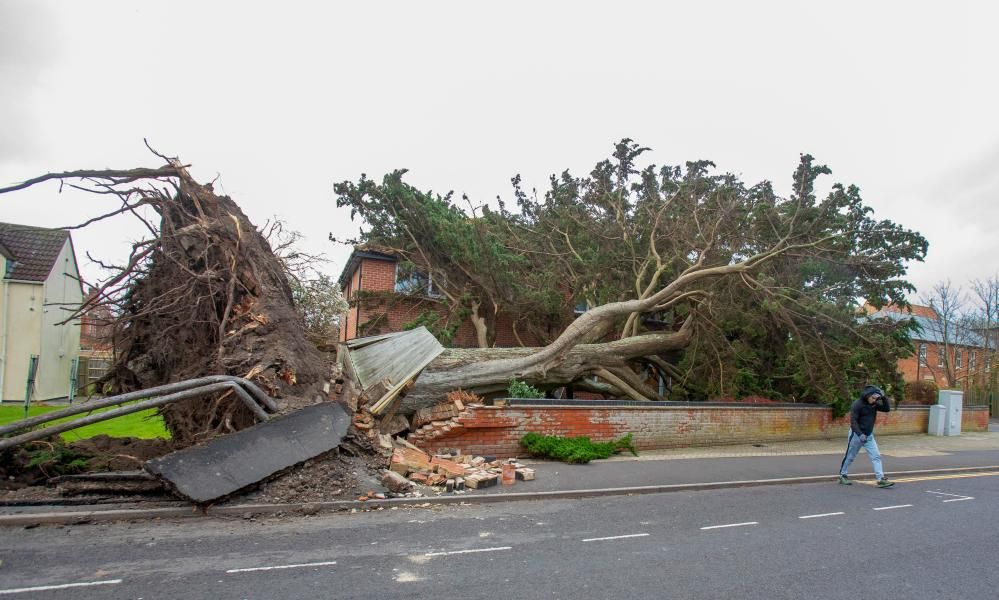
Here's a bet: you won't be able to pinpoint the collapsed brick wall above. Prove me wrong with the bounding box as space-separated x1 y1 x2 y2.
408 404 990 458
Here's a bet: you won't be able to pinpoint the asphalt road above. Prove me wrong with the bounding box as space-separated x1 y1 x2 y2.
1 472 997 599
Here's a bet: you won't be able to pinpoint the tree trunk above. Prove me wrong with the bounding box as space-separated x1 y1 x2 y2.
399 321 693 411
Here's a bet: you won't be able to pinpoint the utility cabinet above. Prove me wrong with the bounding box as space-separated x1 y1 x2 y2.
938 389 963 436
927 404 946 436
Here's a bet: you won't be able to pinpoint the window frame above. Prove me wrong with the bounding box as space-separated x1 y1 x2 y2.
394 263 443 298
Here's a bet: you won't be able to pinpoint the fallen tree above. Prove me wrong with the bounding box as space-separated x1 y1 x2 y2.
0 147 328 445
338 141 928 413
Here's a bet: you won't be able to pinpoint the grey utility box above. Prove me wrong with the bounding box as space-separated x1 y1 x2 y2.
927 404 946 436
938 389 963 436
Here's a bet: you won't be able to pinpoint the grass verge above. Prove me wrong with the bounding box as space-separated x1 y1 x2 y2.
0 403 170 441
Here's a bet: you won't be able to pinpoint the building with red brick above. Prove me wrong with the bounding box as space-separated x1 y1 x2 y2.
337 246 542 347
78 286 114 390
865 303 989 391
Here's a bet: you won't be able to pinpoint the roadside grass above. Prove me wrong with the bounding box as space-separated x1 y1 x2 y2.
0 403 171 441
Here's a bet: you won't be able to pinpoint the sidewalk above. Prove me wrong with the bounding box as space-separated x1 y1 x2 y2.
3 429 999 525
471 429 999 496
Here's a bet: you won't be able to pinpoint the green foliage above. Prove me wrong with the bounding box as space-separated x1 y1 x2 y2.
402 306 469 347
507 379 544 399
25 443 89 476
336 140 928 409
520 432 638 463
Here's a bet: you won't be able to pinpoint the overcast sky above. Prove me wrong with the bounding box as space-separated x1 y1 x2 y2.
2 1 997 304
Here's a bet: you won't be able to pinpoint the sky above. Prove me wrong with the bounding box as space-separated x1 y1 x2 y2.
2 1 997 304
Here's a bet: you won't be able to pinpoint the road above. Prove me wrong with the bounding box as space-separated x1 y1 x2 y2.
1 472 997 599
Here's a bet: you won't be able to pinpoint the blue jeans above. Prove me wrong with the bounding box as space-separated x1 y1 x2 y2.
839 430 884 480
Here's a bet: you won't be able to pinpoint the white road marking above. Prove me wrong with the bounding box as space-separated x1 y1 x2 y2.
0 579 123 595
798 512 844 519
926 491 968 498
926 490 974 502
873 504 913 511
226 561 337 573
425 546 512 557
700 522 758 530
582 533 650 542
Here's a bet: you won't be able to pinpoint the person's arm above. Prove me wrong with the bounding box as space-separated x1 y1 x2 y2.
877 395 891 413
850 401 862 434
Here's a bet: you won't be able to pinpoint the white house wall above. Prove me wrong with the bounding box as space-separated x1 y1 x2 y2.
1 281 43 401
36 239 83 400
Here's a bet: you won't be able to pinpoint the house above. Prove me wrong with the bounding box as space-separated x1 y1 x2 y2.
79 285 114 390
0 223 84 402
337 246 541 347
865 303 987 391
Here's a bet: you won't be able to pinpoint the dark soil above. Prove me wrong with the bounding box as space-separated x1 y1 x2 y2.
237 430 391 504
1 428 391 506
0 435 175 502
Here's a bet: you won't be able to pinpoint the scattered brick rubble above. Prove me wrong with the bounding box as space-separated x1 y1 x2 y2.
330 359 539 501
384 444 535 496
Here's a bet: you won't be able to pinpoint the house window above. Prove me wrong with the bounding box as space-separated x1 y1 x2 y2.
955 349 962 369
918 344 927 366
937 347 945 368
395 264 442 297
970 351 977 371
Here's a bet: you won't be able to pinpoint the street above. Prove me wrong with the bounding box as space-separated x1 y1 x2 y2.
1 472 997 599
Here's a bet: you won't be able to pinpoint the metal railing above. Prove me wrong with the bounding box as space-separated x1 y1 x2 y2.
0 376 278 452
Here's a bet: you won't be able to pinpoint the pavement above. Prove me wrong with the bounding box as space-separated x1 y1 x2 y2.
3 422 999 525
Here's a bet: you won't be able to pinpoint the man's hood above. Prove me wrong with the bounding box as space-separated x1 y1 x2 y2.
860 385 885 401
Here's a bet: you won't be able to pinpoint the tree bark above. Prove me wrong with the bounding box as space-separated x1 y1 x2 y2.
399 321 693 410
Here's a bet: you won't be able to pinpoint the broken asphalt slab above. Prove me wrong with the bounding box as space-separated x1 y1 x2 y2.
145 402 350 503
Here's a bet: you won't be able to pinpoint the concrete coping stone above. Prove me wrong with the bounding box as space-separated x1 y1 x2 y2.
495 399 943 411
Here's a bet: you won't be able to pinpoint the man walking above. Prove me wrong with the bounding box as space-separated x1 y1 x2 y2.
839 385 894 488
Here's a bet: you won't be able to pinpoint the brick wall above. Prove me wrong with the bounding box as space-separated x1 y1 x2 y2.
408 403 990 458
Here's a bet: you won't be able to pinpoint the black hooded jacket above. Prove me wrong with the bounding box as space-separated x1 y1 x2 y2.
849 385 891 436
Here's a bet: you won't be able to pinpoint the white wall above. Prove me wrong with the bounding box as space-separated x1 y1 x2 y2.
0 280 43 401
35 239 83 400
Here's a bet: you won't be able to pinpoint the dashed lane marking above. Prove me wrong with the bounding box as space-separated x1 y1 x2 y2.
873 504 913 511
798 512 844 519
226 561 337 573
700 522 758 530
0 580 123 595
582 533 650 542
425 546 512 557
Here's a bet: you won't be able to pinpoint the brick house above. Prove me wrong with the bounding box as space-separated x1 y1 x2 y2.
865 303 988 391
337 246 542 347
78 286 114 390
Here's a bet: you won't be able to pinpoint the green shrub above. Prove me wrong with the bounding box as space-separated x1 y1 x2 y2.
25 443 89 477
520 432 638 464
507 379 544 399
903 380 938 405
